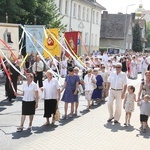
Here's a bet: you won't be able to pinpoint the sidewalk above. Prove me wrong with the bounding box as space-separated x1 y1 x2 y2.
19 77 150 150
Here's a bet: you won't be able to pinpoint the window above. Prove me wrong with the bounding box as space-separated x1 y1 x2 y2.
86 8 89 22
85 33 88 45
96 12 99 24
91 34 94 46
92 10 95 23
95 34 97 46
82 7 85 20
78 5 81 19
65 0 68 15
73 3 77 18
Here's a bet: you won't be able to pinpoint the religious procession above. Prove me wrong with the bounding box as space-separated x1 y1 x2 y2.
0 22 150 134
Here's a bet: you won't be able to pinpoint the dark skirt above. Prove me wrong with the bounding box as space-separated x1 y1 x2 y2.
22 101 35 115
44 99 57 118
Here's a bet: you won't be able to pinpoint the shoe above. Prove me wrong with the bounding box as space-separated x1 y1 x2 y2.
124 123 127 126
107 117 114 122
74 111 77 116
114 120 119 124
85 108 90 111
62 115 68 119
68 114 73 118
17 127 23 132
27 126 32 130
43 122 50 126
143 129 146 133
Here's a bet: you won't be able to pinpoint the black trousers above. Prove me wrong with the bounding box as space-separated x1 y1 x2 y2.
34 71 43 87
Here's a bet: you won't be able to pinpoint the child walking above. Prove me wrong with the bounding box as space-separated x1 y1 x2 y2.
123 85 136 126
138 95 150 133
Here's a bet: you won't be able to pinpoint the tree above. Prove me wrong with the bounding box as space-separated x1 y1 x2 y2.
146 22 150 48
0 0 66 32
132 21 143 52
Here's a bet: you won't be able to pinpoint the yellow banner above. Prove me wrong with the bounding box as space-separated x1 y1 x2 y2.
43 28 60 58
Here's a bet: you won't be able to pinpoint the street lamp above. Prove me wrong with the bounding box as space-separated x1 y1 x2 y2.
69 0 74 31
89 3 96 52
123 4 135 51
6 13 8 23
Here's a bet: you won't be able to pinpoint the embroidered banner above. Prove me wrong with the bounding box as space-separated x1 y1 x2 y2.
25 25 44 54
44 28 60 58
0 23 19 58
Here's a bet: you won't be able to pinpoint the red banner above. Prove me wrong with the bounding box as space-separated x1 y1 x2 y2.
64 31 79 56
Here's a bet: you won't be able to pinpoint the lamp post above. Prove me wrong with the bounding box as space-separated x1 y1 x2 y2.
123 4 135 51
69 0 73 31
6 13 8 23
89 3 96 53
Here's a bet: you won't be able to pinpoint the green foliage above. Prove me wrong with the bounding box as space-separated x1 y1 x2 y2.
99 47 107 54
0 0 66 33
146 22 150 47
132 21 143 52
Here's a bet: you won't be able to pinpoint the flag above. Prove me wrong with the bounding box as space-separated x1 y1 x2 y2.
64 31 79 56
25 25 44 54
43 28 60 58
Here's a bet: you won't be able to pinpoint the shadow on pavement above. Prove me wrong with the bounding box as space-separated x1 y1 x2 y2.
136 128 150 139
12 129 33 139
32 124 58 134
104 122 125 132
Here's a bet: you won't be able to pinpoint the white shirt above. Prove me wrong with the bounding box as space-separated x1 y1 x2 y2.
22 81 38 101
84 74 96 91
99 71 109 82
108 71 127 89
32 60 44 73
43 78 60 99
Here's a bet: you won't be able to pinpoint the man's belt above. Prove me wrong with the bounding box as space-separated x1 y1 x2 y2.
111 88 122 91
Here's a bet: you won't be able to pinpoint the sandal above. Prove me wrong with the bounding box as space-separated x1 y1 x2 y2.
17 127 23 132
43 122 50 126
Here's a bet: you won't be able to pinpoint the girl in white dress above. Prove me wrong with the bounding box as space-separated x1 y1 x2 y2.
123 85 136 126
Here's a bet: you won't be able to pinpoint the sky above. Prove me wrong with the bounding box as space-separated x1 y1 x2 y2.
97 0 150 14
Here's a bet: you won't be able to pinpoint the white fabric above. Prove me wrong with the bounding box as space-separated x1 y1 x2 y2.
43 78 60 99
32 60 44 73
108 90 122 121
84 74 96 91
22 81 38 101
108 71 127 89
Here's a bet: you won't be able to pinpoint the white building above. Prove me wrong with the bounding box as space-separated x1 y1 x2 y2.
55 0 105 55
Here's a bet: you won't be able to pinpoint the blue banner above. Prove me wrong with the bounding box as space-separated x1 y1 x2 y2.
25 25 44 54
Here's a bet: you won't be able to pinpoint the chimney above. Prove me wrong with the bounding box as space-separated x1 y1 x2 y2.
102 11 108 19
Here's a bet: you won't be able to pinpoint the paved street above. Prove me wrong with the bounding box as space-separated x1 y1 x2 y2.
0 74 149 150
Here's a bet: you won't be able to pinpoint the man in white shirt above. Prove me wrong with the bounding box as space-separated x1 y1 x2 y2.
106 63 127 123
32 55 44 87
141 56 149 81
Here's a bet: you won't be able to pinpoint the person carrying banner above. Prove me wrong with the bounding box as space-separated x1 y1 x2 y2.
5 58 20 101
32 55 44 87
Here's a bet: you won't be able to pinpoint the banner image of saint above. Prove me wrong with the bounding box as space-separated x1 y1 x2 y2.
0 23 19 58
43 28 60 58
25 25 44 54
64 31 79 56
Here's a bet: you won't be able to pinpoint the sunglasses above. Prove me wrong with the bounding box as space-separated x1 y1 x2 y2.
116 66 121 68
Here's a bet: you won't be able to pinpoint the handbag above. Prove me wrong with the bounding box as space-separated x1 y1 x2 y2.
98 86 103 90
55 109 60 121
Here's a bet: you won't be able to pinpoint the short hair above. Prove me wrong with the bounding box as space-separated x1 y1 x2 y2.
26 73 33 78
67 67 74 72
115 63 122 68
73 67 79 71
145 71 150 76
144 95 150 100
128 85 135 92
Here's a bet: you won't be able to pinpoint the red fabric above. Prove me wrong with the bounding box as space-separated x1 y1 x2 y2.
64 31 79 57
0 56 16 94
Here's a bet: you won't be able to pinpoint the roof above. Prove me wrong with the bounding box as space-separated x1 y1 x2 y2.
83 0 106 10
100 12 133 39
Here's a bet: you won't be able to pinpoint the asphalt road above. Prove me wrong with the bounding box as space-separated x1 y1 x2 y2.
0 74 148 150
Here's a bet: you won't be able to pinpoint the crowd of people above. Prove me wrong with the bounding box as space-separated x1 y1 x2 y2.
0 50 150 133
